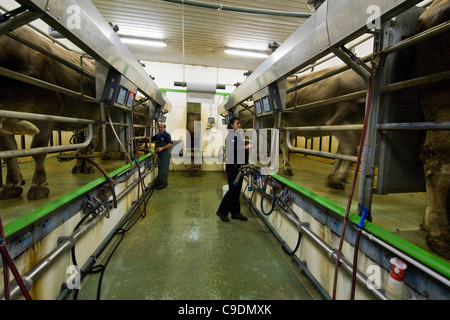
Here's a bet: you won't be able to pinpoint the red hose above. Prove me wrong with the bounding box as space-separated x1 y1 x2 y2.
0 218 32 300
331 69 377 300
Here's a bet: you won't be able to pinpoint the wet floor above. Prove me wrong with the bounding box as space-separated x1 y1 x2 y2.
76 171 319 300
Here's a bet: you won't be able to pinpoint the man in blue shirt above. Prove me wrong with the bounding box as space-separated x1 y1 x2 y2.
151 122 173 189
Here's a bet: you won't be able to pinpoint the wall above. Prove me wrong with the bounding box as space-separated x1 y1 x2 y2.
143 61 247 171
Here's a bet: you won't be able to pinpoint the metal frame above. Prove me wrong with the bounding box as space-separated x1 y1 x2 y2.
0 110 94 159
218 0 450 291
218 0 423 115
0 0 165 160
13 0 171 113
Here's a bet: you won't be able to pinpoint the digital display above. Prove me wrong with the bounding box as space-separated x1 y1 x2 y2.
126 91 135 108
153 107 162 120
116 86 128 105
262 96 271 112
254 100 262 114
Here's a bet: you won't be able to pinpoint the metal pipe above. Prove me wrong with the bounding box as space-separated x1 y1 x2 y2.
56 179 154 300
0 10 43 36
284 90 367 113
6 31 95 79
361 229 450 288
0 66 98 103
382 20 450 55
286 130 357 162
295 34 374 75
382 70 450 93
243 193 331 300
249 184 387 300
1 164 152 300
284 124 364 132
161 0 312 18
0 125 93 159
0 110 94 126
377 122 450 131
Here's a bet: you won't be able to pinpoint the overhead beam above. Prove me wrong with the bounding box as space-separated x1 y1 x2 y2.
14 0 171 112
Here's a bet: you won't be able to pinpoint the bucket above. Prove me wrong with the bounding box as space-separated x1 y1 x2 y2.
222 184 229 197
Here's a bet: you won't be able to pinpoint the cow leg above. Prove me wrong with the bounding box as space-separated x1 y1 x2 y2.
72 125 100 174
279 130 293 176
0 135 25 199
27 123 52 200
423 162 450 259
326 131 358 190
328 143 343 188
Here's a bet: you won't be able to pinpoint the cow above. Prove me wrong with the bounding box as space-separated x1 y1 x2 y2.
239 66 366 190
415 0 450 259
0 26 100 200
0 26 151 200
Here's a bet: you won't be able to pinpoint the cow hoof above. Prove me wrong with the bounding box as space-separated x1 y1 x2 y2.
426 233 450 260
83 163 95 174
420 219 427 232
72 164 83 174
0 186 23 200
27 186 50 200
283 167 293 176
327 174 346 190
327 181 345 190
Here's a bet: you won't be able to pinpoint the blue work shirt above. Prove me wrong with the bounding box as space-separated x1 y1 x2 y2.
151 131 173 151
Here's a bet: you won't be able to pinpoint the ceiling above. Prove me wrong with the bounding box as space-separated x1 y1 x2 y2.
90 0 312 71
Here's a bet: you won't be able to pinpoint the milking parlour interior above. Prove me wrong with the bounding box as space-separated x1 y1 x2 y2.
0 0 449 305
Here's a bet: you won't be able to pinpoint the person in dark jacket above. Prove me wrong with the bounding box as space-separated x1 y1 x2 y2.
216 117 250 222
151 122 173 189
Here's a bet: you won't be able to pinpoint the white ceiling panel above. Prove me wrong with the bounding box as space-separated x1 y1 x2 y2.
91 0 312 70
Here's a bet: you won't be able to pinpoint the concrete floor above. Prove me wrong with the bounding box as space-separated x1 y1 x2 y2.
76 171 319 300
1 154 443 299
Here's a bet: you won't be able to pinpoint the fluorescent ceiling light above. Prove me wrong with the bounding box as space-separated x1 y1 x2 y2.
120 37 167 47
224 48 269 59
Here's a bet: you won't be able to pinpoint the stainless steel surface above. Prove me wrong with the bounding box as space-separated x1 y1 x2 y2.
14 0 171 112
254 186 387 300
218 0 423 114
286 130 357 162
0 124 94 159
1 167 151 301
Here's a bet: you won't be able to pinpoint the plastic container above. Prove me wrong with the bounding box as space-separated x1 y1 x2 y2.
385 257 408 300
222 184 229 197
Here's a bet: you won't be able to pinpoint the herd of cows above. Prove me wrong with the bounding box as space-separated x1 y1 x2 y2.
0 1 448 259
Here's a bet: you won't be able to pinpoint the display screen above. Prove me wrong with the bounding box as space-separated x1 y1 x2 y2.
126 91 135 108
262 96 271 112
153 107 162 120
255 100 262 114
116 86 128 105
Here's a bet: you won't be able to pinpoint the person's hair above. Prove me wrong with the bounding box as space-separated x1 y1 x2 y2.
158 122 166 129
227 117 240 129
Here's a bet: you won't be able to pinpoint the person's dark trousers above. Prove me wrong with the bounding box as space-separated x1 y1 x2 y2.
218 164 243 217
156 150 170 188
